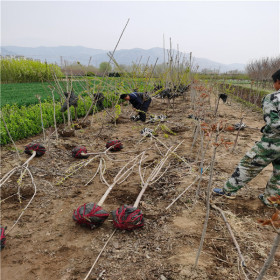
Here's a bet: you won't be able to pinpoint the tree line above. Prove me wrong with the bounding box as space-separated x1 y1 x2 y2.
246 56 280 82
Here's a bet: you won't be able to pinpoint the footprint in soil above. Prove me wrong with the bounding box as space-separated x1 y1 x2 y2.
226 197 276 216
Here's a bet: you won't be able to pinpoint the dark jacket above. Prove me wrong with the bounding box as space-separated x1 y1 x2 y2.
128 92 144 109
129 92 150 110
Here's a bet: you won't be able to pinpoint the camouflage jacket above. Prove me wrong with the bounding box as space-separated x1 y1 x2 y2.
262 89 280 140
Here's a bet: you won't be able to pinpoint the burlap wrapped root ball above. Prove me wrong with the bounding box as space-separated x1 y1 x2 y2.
112 205 144 230
73 203 109 229
106 140 123 152
72 146 89 159
24 143 46 157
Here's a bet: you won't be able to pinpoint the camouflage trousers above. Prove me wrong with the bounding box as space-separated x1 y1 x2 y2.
224 136 280 205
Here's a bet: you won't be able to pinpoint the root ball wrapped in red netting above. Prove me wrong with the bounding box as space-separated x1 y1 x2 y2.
72 146 89 159
73 203 109 229
24 143 46 157
106 140 123 152
0 226 7 251
112 205 144 230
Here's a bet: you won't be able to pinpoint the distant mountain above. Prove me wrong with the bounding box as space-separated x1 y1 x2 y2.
0 46 245 73
1 47 18 56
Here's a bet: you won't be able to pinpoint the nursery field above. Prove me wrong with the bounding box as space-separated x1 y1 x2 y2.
1 82 62 107
225 81 274 93
0 77 153 107
0 77 154 145
1 86 279 280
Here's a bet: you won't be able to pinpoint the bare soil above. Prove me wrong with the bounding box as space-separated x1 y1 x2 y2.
1 89 280 280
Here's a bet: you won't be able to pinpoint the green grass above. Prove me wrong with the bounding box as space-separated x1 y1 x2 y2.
0 80 93 107
1 82 57 107
225 82 275 93
0 92 120 145
0 77 154 108
196 73 250 81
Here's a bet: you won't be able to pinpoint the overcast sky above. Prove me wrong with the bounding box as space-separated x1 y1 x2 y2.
1 0 279 64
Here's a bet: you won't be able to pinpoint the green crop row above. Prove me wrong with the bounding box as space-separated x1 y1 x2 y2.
1 80 91 108
1 77 154 108
0 76 156 145
1 58 64 83
228 94 262 113
0 93 118 145
217 83 269 111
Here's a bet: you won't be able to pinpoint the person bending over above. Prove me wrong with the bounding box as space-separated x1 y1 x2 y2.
120 92 152 122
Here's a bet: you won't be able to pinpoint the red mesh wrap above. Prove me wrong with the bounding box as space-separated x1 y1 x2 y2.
73 203 109 229
72 146 89 159
24 143 46 157
106 140 123 151
112 205 144 230
0 226 6 250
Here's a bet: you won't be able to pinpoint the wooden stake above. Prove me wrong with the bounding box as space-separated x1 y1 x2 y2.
211 204 247 269
36 95 46 142
194 131 219 268
83 229 116 280
256 231 280 280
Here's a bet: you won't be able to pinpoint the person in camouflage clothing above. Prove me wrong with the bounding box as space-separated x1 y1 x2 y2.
213 69 280 208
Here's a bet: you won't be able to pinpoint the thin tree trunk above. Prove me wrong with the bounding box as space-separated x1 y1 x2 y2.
256 232 280 280
194 132 219 268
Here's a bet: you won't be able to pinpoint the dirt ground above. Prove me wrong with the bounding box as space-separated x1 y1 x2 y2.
1 87 280 280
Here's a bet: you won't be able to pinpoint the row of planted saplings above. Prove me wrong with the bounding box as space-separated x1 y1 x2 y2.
1 132 178 251
71 139 180 231
0 140 134 251
72 140 145 231
2 133 176 244
0 142 48 251
20 141 148 231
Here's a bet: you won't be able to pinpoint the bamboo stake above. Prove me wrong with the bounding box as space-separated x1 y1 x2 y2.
66 91 71 128
196 139 211 198
194 131 219 268
165 149 232 210
48 86 59 141
83 229 116 280
191 120 201 150
256 231 280 280
166 174 201 210
214 93 220 117
144 57 159 93
211 204 247 269
231 117 244 153
36 95 46 142
83 19 130 122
